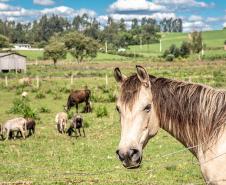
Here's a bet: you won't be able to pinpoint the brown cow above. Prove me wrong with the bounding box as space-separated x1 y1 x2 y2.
65 89 91 113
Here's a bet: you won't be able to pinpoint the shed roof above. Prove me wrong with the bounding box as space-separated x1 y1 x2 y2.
0 52 27 58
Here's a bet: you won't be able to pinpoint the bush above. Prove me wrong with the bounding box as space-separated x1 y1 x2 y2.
169 44 180 58
8 98 39 119
165 54 175 62
224 40 226 45
96 106 108 118
35 92 46 99
180 41 191 57
53 92 62 100
39 106 51 113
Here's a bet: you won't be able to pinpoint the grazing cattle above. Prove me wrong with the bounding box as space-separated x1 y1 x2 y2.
65 89 91 113
67 115 85 137
26 118 36 137
2 117 27 140
82 101 92 113
55 112 68 134
19 77 32 86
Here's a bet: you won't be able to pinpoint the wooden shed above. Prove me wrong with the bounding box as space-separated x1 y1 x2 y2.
0 53 27 73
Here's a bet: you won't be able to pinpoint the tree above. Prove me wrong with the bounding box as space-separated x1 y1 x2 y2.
64 32 99 63
0 34 10 49
44 37 66 66
189 31 203 53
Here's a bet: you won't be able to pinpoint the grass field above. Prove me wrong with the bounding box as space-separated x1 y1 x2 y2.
0 59 226 184
129 29 226 58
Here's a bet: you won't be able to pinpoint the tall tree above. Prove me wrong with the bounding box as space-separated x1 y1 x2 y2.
44 36 67 66
64 32 99 63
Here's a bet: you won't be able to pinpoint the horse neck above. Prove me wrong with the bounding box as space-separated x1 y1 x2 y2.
151 78 226 156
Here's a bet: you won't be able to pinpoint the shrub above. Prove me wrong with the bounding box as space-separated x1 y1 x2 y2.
163 49 170 58
108 91 117 102
39 106 51 113
8 98 39 119
35 92 46 99
169 44 180 58
165 54 175 62
224 40 226 45
53 92 62 100
180 41 191 57
96 106 108 118
59 86 71 94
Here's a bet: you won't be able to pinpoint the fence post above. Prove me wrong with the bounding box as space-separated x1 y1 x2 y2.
5 76 8 87
105 74 108 89
70 74 74 86
189 76 192 82
36 76 39 89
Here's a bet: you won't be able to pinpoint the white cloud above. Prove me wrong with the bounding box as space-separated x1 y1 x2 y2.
188 15 203 22
183 20 212 32
153 0 214 8
0 3 96 22
223 22 226 28
108 0 166 13
33 0 55 6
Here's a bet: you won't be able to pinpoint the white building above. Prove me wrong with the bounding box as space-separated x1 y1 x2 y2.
0 52 27 73
14 44 32 50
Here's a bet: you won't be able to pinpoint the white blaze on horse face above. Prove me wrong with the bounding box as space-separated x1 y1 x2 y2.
118 85 160 152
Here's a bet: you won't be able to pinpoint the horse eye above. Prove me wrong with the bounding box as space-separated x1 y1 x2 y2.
116 106 121 113
144 104 151 113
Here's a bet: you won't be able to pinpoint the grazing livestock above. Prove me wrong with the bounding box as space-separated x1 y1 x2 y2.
2 117 27 140
55 112 68 134
19 77 32 86
26 118 36 137
65 89 91 113
82 101 92 113
0 124 3 140
67 115 85 137
21 91 28 98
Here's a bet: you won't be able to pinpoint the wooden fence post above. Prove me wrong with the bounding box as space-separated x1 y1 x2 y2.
105 74 108 89
70 74 74 86
5 76 8 87
36 76 39 89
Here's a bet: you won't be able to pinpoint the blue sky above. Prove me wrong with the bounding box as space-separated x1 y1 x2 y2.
1 0 226 32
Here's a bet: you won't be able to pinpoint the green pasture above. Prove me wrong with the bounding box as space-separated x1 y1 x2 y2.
1 59 226 184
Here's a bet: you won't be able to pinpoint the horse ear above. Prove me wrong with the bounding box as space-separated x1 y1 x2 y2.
136 65 150 87
114 67 126 83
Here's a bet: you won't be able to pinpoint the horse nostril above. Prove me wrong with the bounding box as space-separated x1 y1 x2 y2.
128 149 140 160
116 149 125 161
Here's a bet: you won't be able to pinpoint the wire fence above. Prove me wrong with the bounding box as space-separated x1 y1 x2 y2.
1 142 226 185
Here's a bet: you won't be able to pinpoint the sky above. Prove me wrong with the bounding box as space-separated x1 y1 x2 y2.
0 0 226 32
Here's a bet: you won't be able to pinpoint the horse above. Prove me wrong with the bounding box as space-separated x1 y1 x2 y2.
114 65 226 184
67 115 85 137
65 89 91 113
2 117 27 140
55 112 68 134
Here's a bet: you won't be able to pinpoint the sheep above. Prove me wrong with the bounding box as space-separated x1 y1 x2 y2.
2 117 27 140
55 112 68 134
67 115 85 137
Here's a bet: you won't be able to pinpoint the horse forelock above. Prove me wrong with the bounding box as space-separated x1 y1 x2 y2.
120 74 226 153
120 74 155 110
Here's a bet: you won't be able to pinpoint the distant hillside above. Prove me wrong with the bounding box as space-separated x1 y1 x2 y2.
129 29 226 57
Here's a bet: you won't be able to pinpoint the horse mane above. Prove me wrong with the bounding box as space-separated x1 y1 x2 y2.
121 74 226 153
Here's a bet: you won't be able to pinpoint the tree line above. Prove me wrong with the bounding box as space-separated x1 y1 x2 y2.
0 14 183 49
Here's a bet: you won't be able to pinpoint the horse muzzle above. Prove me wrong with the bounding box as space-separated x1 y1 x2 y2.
116 148 142 169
